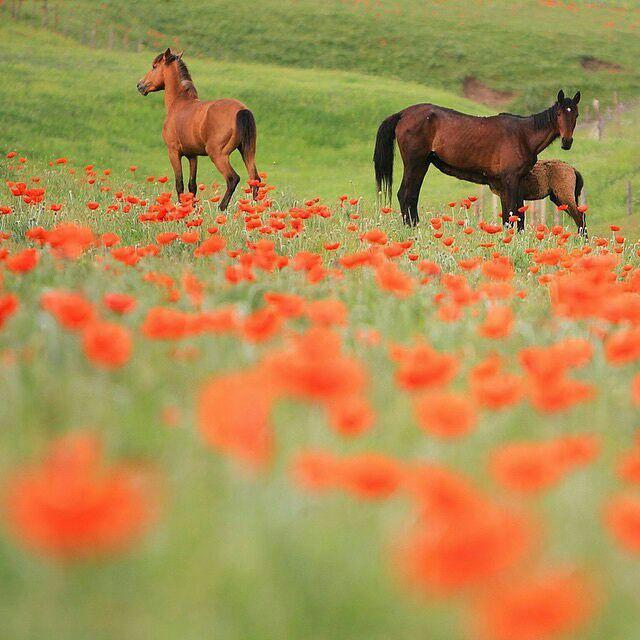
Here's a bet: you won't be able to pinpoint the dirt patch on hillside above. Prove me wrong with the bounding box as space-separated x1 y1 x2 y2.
580 56 622 73
463 76 515 107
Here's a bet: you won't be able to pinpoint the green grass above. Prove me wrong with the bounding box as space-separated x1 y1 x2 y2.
2 20 639 234
12 0 640 112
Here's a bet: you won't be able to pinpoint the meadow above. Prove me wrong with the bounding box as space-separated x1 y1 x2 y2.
1 2 640 640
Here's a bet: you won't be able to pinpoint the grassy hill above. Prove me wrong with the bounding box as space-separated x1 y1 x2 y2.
1 14 639 233
12 0 640 112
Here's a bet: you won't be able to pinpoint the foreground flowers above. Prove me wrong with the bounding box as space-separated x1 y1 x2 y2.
3 433 160 560
2 153 640 637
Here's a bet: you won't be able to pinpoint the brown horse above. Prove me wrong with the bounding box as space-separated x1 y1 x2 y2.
137 48 259 210
374 90 581 229
490 159 586 234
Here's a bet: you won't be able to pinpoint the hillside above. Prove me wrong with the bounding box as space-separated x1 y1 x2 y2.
11 0 640 112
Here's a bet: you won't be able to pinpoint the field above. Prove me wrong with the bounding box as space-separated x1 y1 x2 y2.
1 2 640 640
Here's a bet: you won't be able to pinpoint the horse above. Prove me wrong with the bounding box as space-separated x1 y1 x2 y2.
489 159 586 234
374 90 581 230
137 48 259 210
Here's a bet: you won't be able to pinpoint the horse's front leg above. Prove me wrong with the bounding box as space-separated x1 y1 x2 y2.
187 156 198 197
501 175 525 231
168 149 184 198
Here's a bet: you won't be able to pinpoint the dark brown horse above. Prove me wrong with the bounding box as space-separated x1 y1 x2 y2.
374 90 580 229
137 48 259 210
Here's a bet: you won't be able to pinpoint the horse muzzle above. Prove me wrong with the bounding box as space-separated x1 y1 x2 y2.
137 81 150 96
561 137 573 150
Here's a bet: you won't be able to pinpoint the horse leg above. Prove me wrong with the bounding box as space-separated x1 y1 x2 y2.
501 175 524 231
210 154 240 212
240 147 260 200
550 192 587 238
187 156 198 197
398 159 428 226
168 149 184 199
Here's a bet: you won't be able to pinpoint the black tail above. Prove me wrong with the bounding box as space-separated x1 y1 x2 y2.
574 169 584 203
373 111 402 203
236 109 257 158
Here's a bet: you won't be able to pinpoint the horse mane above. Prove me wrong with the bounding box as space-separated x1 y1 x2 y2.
175 58 198 99
531 105 557 130
497 104 557 130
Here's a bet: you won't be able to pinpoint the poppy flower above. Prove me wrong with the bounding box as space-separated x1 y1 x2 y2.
375 262 415 298
604 493 640 554
263 292 306 318
197 369 275 469
338 453 404 500
392 340 458 391
305 298 348 327
3 433 159 559
0 293 19 329
263 328 367 404
241 307 282 343
82 322 132 369
41 291 96 331
604 327 640 365
327 396 375 436
414 391 477 438
478 305 514 339
5 248 39 273
470 568 597 640
103 293 136 315
396 504 533 595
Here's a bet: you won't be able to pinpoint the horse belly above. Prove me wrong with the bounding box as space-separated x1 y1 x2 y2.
173 107 208 156
431 126 501 177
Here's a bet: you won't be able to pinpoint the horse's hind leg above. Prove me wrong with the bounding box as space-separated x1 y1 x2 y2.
240 147 260 200
550 191 587 237
187 156 198 197
210 153 240 212
398 158 429 226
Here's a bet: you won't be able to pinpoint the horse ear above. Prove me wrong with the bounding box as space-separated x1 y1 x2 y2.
176 51 184 60
163 47 173 61
557 89 565 103
573 91 581 104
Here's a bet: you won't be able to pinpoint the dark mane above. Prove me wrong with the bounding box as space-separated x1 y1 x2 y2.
531 105 556 130
498 105 557 130
175 58 198 99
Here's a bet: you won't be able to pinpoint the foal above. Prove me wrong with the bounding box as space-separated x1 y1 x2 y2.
374 90 581 229
137 49 259 210
490 160 586 234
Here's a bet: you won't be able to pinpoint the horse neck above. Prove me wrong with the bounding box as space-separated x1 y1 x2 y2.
526 110 559 155
163 65 194 111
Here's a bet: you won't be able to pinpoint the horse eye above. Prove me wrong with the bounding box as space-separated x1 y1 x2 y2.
567 108 571 112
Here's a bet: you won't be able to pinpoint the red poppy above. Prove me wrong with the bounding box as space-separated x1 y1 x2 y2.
414 391 477 438
3 433 159 559
82 322 132 369
471 568 597 640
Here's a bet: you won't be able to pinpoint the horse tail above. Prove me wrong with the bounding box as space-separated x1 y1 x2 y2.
236 108 257 160
574 169 584 203
374 111 402 203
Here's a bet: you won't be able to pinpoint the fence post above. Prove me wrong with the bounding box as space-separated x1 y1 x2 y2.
593 98 603 140
492 193 499 219
539 197 546 226
628 182 633 217
41 0 48 27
